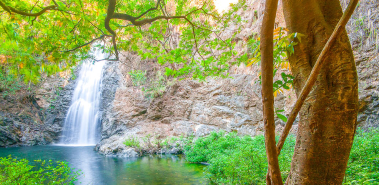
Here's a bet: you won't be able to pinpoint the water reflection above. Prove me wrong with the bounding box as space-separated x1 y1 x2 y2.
0 146 206 185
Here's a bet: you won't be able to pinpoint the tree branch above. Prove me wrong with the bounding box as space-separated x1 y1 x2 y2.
135 0 161 20
260 0 283 184
3 3 57 17
0 1 11 14
70 19 82 33
105 0 119 60
105 0 219 61
65 35 111 52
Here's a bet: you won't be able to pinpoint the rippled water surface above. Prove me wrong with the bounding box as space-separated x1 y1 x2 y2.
0 146 206 185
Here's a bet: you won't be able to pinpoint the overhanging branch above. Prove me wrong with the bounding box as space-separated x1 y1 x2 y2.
103 0 220 61
0 1 57 17
65 35 111 52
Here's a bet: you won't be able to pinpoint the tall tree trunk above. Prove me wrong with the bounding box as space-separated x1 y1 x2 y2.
260 0 283 184
282 0 359 184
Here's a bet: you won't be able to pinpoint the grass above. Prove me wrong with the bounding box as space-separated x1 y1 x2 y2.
184 129 379 184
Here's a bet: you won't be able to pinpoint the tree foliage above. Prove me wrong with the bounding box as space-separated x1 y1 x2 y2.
0 0 247 88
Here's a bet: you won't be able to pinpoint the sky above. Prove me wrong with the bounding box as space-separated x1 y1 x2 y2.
214 0 239 13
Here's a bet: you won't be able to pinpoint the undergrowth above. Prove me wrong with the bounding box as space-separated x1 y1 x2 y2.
184 129 379 185
0 156 80 185
0 70 23 97
123 137 141 148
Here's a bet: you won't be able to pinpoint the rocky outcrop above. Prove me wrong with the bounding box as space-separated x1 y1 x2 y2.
95 57 295 156
0 67 79 146
0 99 59 146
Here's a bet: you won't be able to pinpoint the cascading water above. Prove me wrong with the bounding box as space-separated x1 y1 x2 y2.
60 50 105 145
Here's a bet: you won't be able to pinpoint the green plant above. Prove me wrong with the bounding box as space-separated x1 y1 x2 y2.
184 131 294 184
142 71 167 99
0 156 80 185
142 134 153 148
184 129 379 184
161 139 169 148
275 109 287 122
128 70 146 86
152 135 163 149
70 67 77 80
123 137 140 148
344 128 379 184
0 69 23 97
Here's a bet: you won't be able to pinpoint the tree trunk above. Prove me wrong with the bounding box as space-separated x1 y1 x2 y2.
282 0 359 184
260 0 283 184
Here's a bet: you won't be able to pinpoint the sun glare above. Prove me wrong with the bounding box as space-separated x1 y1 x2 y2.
214 0 239 13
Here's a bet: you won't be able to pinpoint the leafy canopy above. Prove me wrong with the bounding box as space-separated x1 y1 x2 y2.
0 0 247 85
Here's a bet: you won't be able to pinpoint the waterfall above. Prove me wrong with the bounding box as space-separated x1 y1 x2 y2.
60 50 106 145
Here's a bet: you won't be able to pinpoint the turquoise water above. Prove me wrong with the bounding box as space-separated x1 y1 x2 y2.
0 146 206 185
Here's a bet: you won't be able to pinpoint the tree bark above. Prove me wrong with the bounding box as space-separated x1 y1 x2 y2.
282 0 359 184
260 0 283 184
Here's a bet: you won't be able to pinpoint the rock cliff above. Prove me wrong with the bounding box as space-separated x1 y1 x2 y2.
0 70 77 146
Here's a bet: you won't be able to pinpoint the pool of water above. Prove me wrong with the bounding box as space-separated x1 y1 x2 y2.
0 146 207 185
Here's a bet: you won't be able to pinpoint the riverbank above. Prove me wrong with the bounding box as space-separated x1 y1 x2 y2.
116 129 379 184
1 129 378 184
0 146 206 184
184 129 379 184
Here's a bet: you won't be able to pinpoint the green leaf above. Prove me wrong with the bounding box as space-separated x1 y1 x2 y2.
277 113 288 122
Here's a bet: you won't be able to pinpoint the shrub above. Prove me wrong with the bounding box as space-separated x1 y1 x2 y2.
184 129 379 184
0 156 80 185
184 131 294 184
124 137 141 148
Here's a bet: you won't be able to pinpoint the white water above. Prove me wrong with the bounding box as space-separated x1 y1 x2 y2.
60 51 106 145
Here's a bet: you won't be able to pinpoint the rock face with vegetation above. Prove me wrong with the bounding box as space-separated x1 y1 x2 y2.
0 72 76 146
93 0 379 156
0 65 84 146
344 0 379 129
94 54 295 156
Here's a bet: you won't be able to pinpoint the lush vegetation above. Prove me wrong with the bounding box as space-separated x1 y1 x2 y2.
0 156 80 185
0 0 248 91
184 129 379 184
345 129 379 184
